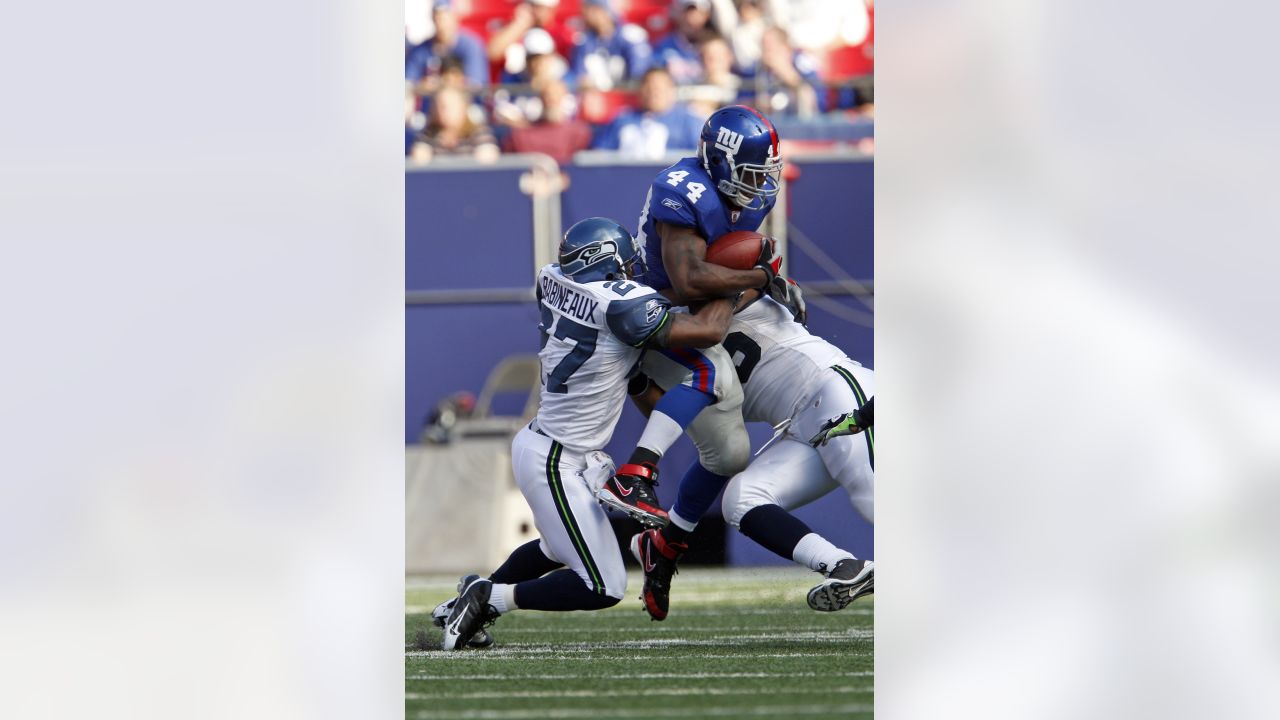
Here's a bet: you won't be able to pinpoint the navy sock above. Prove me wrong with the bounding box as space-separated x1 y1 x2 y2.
739 504 814 561
513 569 620 611
651 383 715 428
489 540 563 584
628 447 661 466
670 462 731 529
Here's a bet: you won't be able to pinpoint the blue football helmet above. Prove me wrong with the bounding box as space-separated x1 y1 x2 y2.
559 217 644 282
698 105 784 210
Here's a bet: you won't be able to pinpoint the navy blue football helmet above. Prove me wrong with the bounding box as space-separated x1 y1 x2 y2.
559 217 644 283
698 105 784 210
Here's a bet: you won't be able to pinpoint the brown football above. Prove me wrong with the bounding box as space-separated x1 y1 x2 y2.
705 230 765 270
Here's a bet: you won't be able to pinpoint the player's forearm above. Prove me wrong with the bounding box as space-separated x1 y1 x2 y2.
673 262 767 303
660 297 734 348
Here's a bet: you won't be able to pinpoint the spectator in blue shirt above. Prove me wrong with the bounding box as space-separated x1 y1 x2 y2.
592 67 703 158
493 28 574 128
405 0 489 92
568 0 653 91
739 25 828 116
686 34 744 117
652 0 716 85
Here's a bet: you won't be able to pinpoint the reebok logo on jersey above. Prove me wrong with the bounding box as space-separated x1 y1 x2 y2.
715 127 744 157
644 298 664 323
661 198 683 211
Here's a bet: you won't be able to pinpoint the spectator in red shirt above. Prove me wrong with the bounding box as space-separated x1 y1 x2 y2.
502 79 593 164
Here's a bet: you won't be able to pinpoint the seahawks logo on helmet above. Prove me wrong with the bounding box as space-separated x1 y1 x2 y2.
561 240 619 276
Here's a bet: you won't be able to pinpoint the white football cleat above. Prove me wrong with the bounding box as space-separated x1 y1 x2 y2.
807 558 873 611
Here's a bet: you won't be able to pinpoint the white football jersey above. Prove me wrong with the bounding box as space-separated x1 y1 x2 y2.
534 264 671 451
727 296 859 425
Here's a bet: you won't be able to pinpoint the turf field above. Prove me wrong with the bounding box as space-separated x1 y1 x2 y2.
406 567 873 719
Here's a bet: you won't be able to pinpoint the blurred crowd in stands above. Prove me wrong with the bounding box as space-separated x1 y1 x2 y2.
406 0 874 164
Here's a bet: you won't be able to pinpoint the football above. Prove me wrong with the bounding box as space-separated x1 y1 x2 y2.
705 230 766 270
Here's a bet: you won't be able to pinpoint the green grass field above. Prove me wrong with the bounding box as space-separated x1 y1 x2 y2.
406 566 873 719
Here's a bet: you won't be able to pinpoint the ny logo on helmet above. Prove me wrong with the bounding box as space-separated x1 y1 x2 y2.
715 127 744 158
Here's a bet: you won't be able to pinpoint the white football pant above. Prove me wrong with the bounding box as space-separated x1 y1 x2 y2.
722 362 875 526
510 427 627 600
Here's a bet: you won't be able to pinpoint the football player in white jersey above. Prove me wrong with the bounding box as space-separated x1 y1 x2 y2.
628 294 874 614
439 217 747 650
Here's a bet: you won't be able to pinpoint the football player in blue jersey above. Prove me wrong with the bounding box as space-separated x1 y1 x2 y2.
437 217 751 650
593 105 808 621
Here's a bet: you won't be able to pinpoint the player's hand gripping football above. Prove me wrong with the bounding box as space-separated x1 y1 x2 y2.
753 235 782 289
808 398 873 447
767 276 807 325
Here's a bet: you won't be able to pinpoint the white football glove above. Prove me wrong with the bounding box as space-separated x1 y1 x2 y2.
580 450 616 495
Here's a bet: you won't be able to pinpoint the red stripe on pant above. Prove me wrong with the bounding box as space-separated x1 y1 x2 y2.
667 348 713 393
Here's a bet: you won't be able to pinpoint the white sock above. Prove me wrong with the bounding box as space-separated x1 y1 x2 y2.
488 582 517 614
791 533 856 575
668 508 697 532
635 411 684 458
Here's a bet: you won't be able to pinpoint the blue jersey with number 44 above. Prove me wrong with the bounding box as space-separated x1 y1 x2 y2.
534 264 672 451
635 156 776 293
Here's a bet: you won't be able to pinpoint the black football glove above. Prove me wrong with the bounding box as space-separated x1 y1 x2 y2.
754 235 782 290
767 276 807 325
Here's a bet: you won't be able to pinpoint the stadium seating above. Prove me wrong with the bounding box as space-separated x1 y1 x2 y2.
578 88 641 125
821 43 874 81
457 0 519 38
619 0 674 39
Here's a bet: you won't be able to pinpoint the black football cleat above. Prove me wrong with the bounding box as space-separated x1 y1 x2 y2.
807 558 874 612
441 574 498 650
431 597 494 648
597 462 669 528
630 529 687 621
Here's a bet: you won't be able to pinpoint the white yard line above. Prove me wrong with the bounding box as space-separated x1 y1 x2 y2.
476 625 869 634
407 671 873 681
408 703 873 719
407 630 873 656
409 651 868 661
409 606 873 617
408 686 872 700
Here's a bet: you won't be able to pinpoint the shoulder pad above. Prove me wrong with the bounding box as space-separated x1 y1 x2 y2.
606 293 671 347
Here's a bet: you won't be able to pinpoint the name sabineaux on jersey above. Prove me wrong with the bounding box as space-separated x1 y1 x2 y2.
540 274 601 324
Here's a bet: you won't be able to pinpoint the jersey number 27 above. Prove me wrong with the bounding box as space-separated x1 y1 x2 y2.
539 307 598 394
